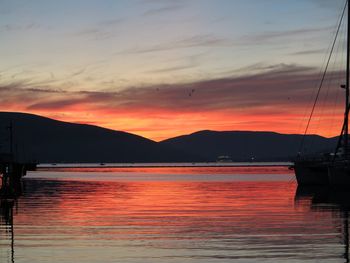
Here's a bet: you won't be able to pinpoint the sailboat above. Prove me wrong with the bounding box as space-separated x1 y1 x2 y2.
294 0 350 186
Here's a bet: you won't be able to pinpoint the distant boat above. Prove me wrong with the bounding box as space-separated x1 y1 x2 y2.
216 155 232 162
293 0 350 186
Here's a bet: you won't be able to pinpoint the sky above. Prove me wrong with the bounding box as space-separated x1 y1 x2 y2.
0 0 348 141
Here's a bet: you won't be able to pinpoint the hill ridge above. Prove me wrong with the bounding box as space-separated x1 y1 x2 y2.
0 112 337 162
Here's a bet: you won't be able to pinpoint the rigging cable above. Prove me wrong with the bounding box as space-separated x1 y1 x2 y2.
298 0 348 154
311 22 344 145
328 24 346 137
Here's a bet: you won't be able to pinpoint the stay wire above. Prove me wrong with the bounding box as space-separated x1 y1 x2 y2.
295 0 346 153
298 0 348 154
328 24 346 137
312 24 344 143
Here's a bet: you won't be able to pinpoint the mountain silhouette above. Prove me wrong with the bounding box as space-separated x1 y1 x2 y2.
0 112 198 163
0 112 337 163
160 130 338 162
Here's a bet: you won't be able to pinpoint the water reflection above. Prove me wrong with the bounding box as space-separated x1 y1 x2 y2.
295 186 350 263
0 199 15 263
2 168 350 262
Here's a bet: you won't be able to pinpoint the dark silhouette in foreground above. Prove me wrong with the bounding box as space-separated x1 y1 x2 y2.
0 112 200 163
0 198 15 263
0 112 337 163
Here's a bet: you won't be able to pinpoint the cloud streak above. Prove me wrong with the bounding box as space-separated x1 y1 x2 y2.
0 22 41 33
290 49 325 56
120 25 331 55
0 63 342 114
0 63 344 140
143 4 184 16
121 34 231 54
239 26 332 45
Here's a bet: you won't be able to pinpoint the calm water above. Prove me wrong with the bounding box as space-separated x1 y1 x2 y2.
1 166 349 263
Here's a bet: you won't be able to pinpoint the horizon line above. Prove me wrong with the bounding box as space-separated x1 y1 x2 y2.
0 111 338 142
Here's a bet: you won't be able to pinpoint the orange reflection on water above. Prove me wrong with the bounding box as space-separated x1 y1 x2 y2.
2 170 346 262
15 179 330 236
0 167 350 263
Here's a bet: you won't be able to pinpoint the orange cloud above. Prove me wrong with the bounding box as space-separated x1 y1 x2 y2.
0 65 345 141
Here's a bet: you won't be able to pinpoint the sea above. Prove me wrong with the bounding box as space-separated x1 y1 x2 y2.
1 165 349 263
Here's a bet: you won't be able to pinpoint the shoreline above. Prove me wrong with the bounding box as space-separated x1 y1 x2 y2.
37 162 293 169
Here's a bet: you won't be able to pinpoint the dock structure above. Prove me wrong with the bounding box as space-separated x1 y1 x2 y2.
0 122 37 198
0 153 37 198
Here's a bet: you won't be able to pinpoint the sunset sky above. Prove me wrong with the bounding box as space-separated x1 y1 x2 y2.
0 0 348 141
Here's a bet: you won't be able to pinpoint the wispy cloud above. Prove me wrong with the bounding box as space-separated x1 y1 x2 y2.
98 18 124 27
290 49 325 56
72 18 123 40
145 64 197 74
144 54 202 74
0 63 344 139
143 4 184 16
27 99 81 110
239 26 332 45
308 0 345 10
70 68 86 77
0 22 41 33
220 63 315 78
0 63 342 115
122 34 231 54
73 27 116 40
120 25 331 55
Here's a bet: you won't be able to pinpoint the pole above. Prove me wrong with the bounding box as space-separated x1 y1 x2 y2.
345 0 350 155
8 121 13 158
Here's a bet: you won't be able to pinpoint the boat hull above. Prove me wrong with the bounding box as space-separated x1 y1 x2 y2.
328 161 350 186
294 161 329 185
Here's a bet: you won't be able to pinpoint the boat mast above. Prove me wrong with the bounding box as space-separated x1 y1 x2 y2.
346 0 350 156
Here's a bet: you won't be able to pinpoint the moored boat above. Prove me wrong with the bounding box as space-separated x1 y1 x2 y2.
294 159 329 185
294 0 350 186
328 159 350 185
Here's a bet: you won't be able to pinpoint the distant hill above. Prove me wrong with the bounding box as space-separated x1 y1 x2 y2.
160 130 338 162
0 112 199 163
0 112 339 163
